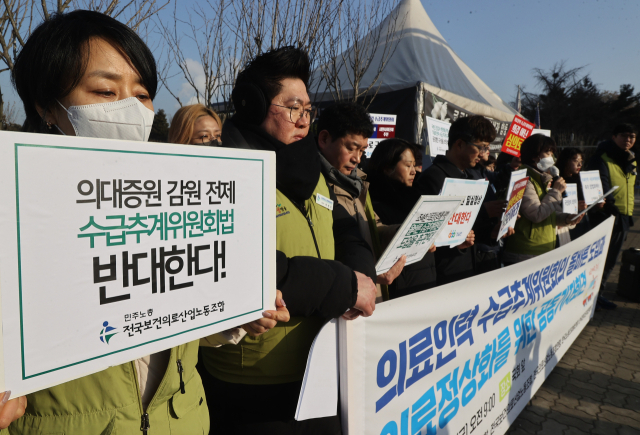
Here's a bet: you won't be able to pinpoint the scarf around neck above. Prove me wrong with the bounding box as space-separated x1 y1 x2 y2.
231 118 321 203
318 152 363 199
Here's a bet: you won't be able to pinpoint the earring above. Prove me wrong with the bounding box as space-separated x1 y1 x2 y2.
46 122 53 130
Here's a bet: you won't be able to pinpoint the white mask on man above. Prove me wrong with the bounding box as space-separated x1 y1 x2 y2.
537 156 555 172
56 97 155 141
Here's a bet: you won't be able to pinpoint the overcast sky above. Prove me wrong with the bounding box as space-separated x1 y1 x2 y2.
2 0 638 123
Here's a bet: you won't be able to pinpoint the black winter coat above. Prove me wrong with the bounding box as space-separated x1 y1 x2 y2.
414 155 479 285
221 117 376 318
368 173 438 298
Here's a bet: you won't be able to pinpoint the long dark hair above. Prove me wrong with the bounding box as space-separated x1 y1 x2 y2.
368 138 420 180
12 10 157 134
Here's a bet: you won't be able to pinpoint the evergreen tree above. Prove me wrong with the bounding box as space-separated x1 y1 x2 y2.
150 109 169 142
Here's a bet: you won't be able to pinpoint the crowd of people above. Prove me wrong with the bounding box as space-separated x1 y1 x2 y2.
0 9 636 435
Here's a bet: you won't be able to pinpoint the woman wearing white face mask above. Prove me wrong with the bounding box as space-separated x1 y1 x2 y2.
7 10 289 435
502 134 584 265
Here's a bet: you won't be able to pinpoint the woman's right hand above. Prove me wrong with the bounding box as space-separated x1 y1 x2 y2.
0 392 27 429
552 177 566 193
242 290 289 337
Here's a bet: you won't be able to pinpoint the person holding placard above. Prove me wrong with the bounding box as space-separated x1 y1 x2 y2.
168 104 223 146
367 139 439 298
556 147 591 242
587 123 637 309
316 102 407 301
208 46 378 433
503 135 582 265
5 10 291 435
415 116 500 284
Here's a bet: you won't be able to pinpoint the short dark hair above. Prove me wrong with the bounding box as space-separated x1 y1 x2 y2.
612 123 637 136
235 46 310 104
368 138 420 177
519 134 557 167
317 102 374 140
448 115 497 147
12 10 157 134
556 147 584 177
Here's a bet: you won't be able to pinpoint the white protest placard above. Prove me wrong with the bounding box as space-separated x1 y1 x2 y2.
504 169 527 203
563 183 579 214
579 170 604 205
496 169 528 240
532 129 551 137
0 131 276 397
295 319 338 421
571 186 619 221
425 116 451 157
435 178 489 247
375 196 463 275
497 177 529 241
339 217 614 435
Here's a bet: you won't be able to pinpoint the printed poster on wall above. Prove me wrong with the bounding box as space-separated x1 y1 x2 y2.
0 131 276 397
339 217 614 435
366 114 397 158
425 116 451 157
501 115 535 157
435 178 489 247
375 196 463 275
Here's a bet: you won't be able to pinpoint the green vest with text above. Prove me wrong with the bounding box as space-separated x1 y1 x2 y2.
202 174 335 385
505 166 557 256
601 153 636 216
4 342 208 435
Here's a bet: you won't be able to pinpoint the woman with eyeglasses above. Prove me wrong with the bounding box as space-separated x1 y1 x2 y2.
555 147 593 244
168 104 223 146
503 135 584 265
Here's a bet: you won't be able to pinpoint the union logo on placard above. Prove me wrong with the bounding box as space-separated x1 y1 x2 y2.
99 321 118 344
276 203 290 218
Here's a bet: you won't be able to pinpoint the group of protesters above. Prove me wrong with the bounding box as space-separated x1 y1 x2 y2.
0 9 636 435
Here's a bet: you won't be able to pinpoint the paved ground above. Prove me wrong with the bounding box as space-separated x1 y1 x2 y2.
507 206 640 435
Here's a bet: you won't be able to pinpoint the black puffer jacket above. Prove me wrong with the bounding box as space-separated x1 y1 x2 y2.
368 173 438 298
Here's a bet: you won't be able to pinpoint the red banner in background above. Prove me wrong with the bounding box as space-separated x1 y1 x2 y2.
501 115 535 157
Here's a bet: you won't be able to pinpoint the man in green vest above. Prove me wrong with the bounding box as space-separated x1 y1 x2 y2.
588 123 637 310
317 102 440 301
204 46 378 433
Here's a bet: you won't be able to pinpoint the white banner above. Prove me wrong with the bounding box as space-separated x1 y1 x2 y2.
0 131 276 396
340 217 614 435
425 116 451 157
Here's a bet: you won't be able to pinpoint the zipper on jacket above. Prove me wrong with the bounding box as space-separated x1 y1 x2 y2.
292 200 322 259
177 358 186 394
140 412 150 434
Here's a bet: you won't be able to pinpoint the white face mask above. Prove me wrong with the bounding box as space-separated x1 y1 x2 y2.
537 156 555 171
56 97 155 142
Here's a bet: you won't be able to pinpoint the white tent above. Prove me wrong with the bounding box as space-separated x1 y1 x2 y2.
312 0 517 147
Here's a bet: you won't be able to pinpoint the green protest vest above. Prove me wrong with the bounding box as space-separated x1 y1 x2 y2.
504 166 557 256
4 341 208 435
202 174 335 385
602 153 636 216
